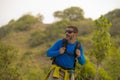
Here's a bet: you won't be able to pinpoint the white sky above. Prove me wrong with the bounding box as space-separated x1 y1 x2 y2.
0 0 120 27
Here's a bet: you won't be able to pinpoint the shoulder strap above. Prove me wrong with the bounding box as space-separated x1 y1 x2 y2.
62 39 81 57
62 38 68 54
74 41 81 57
73 41 81 68
62 38 68 48
62 38 76 57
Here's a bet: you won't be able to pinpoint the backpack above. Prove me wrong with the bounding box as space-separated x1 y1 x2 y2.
52 38 81 69
62 38 81 57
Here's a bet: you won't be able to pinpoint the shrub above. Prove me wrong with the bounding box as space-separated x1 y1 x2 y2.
13 14 37 31
29 31 46 47
0 41 21 80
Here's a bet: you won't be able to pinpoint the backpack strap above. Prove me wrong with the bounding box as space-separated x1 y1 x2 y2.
63 39 81 57
62 38 68 48
62 38 75 57
73 41 81 68
74 41 81 57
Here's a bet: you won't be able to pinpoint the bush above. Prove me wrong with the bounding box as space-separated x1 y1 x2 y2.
98 68 113 80
75 58 96 80
13 14 37 31
0 26 11 39
0 41 21 80
28 31 46 47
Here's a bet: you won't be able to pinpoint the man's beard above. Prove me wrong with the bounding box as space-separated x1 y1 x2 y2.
66 34 72 40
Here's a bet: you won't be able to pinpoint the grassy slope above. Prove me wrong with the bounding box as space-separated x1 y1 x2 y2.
1 23 51 69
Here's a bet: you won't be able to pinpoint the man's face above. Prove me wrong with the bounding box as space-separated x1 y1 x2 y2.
65 28 77 40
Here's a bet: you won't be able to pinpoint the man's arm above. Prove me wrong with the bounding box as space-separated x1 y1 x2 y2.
77 46 86 65
46 40 62 57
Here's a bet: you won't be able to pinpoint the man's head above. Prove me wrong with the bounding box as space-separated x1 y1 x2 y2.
65 26 78 40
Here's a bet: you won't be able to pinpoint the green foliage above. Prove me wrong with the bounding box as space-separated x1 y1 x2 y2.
13 14 37 31
109 18 120 36
75 58 113 80
54 6 84 21
0 27 9 39
16 51 45 80
75 58 96 80
98 68 112 80
112 36 120 47
105 9 120 21
26 69 44 80
77 19 94 36
92 15 112 80
63 7 84 21
103 47 120 80
93 15 112 63
0 19 16 39
105 9 120 36
53 11 63 19
0 41 21 80
45 20 70 41
28 30 46 47
0 8 120 80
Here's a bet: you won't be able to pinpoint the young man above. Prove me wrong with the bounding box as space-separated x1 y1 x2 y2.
45 26 86 80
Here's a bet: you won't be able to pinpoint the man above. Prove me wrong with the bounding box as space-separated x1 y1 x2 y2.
45 26 86 80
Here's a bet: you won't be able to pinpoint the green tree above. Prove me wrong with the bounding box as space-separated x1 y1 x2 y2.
63 7 84 21
53 7 84 21
92 16 112 80
53 11 63 20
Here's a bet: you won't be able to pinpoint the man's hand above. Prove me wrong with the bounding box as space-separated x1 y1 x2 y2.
59 47 66 54
76 49 81 57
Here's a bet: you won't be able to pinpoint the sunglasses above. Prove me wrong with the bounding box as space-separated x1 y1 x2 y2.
65 30 75 34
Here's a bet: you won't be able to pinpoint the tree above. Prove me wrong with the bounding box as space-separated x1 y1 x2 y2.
63 7 84 21
53 11 63 19
92 15 112 80
53 7 84 21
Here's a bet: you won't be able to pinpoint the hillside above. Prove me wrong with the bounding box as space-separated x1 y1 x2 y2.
0 8 120 80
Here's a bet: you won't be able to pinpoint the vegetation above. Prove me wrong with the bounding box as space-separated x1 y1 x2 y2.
92 16 112 80
0 7 120 80
0 41 21 80
105 9 120 37
54 7 84 21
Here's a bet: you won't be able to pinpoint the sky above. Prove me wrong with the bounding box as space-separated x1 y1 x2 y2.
0 0 120 27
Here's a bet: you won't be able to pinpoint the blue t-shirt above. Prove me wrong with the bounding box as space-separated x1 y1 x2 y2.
47 39 86 68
